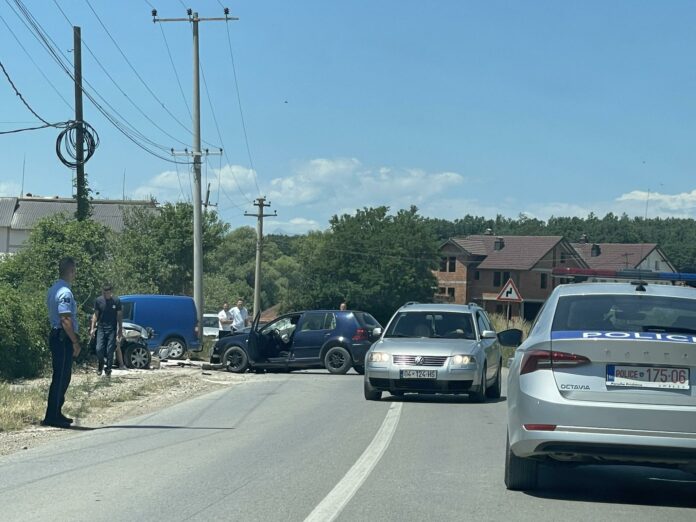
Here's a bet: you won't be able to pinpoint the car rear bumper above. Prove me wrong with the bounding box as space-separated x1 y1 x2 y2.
509 371 696 465
351 342 372 365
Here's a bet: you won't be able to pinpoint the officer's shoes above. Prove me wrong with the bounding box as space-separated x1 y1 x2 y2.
40 419 71 429
58 414 74 424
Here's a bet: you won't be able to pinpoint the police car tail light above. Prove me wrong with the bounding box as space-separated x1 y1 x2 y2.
520 350 590 374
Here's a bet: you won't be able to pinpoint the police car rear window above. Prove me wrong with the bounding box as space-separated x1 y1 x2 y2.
551 295 696 334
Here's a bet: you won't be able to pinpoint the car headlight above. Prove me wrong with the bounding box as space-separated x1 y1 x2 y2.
369 352 390 363
452 355 475 365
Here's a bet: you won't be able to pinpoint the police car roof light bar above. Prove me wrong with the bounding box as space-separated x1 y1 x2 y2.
551 267 696 283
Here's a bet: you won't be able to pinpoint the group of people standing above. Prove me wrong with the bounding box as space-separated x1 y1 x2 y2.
218 299 250 338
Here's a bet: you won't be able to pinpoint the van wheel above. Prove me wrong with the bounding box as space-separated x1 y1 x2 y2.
223 346 249 373
163 337 186 360
324 346 352 374
505 433 538 490
124 344 151 369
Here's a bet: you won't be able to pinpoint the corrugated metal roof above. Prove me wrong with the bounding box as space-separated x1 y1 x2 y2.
9 198 156 232
571 242 658 270
0 197 17 227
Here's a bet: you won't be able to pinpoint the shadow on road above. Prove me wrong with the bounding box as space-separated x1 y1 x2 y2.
383 394 507 405
527 463 696 509
99 425 237 430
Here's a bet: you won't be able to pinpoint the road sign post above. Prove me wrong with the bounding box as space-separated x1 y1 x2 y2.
496 278 523 328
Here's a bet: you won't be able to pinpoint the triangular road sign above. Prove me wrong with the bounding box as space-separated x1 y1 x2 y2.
496 278 523 302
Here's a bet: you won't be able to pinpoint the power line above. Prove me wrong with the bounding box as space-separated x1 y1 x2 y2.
200 59 253 204
83 0 220 149
8 0 190 164
52 0 192 149
0 58 51 125
0 11 73 111
157 23 192 119
224 21 261 195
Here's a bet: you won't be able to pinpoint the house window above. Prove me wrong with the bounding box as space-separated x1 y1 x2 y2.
540 273 548 289
493 272 502 287
447 288 455 297
439 257 447 272
448 257 456 272
438 287 446 295
502 271 511 283
474 271 480 281
655 260 660 270
560 252 567 264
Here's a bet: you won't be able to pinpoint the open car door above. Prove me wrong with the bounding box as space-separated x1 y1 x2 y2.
246 311 262 363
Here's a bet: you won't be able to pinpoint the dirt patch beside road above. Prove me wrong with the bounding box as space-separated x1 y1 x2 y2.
0 364 248 457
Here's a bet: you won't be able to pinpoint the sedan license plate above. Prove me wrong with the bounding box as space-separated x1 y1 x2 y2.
606 365 690 390
401 369 437 379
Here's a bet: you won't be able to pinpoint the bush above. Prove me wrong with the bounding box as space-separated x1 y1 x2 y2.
0 283 49 379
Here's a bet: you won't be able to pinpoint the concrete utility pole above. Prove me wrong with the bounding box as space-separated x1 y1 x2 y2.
245 197 277 317
73 26 88 221
153 8 236 338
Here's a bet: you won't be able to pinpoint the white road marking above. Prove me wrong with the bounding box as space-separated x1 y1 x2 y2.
304 401 403 522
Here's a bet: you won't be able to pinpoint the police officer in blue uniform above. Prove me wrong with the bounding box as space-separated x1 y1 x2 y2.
43 257 81 428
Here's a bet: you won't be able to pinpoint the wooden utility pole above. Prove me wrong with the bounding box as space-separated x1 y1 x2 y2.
245 197 277 317
73 26 88 221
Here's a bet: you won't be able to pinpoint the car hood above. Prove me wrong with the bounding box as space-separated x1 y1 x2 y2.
371 337 479 356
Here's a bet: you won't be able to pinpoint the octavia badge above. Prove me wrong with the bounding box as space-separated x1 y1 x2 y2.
414 356 424 365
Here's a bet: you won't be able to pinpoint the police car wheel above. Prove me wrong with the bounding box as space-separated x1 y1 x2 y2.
505 433 538 490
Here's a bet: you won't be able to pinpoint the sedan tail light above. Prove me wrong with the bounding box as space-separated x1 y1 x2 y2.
352 328 368 342
520 350 591 375
523 424 557 431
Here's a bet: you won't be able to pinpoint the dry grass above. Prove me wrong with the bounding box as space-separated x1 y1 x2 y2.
489 313 532 361
0 373 185 433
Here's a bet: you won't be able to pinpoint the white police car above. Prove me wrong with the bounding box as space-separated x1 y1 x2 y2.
505 268 696 490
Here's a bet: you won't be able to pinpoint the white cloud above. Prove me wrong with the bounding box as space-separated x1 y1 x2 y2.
617 189 696 213
0 181 20 197
265 217 321 235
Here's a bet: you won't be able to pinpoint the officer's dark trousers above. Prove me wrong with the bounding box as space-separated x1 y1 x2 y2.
45 329 73 422
96 325 116 373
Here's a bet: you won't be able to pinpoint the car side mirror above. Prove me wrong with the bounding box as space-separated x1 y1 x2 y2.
497 328 523 347
481 330 497 340
372 327 383 337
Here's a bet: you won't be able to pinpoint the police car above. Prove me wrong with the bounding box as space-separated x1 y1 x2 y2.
505 268 696 490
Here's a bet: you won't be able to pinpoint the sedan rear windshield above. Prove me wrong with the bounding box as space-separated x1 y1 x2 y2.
385 312 476 339
354 312 381 328
552 294 696 334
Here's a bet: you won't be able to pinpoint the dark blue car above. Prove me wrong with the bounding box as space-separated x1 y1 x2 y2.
210 310 382 374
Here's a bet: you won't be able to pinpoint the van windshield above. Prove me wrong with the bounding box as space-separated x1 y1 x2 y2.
552 295 696 334
121 302 134 321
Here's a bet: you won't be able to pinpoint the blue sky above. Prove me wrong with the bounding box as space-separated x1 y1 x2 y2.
2 0 696 233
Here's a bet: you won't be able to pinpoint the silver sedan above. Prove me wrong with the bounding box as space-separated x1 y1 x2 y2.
364 303 506 402
506 281 696 490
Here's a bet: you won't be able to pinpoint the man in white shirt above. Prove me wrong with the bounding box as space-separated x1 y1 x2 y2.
231 299 250 332
218 302 234 338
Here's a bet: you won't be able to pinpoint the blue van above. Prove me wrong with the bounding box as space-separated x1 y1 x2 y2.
120 295 201 359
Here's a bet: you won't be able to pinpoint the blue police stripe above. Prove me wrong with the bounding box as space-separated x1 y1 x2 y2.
551 330 696 344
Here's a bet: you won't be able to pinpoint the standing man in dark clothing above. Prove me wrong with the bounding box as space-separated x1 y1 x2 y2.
90 283 123 377
43 257 80 429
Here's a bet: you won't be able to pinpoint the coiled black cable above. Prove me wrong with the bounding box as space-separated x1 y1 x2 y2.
55 120 99 169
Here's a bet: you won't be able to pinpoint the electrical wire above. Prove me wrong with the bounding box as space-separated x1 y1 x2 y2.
200 59 254 205
9 0 190 165
224 21 261 195
0 11 73 111
0 58 99 166
82 0 220 149
52 0 192 149
157 23 192 119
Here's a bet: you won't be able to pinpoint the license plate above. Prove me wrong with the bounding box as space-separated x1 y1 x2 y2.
401 369 437 379
606 365 690 390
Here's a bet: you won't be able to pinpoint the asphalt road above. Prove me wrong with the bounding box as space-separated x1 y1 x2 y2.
0 370 694 521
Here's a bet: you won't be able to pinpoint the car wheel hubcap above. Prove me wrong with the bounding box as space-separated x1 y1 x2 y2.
132 347 148 368
227 352 243 369
167 342 183 358
329 352 344 368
